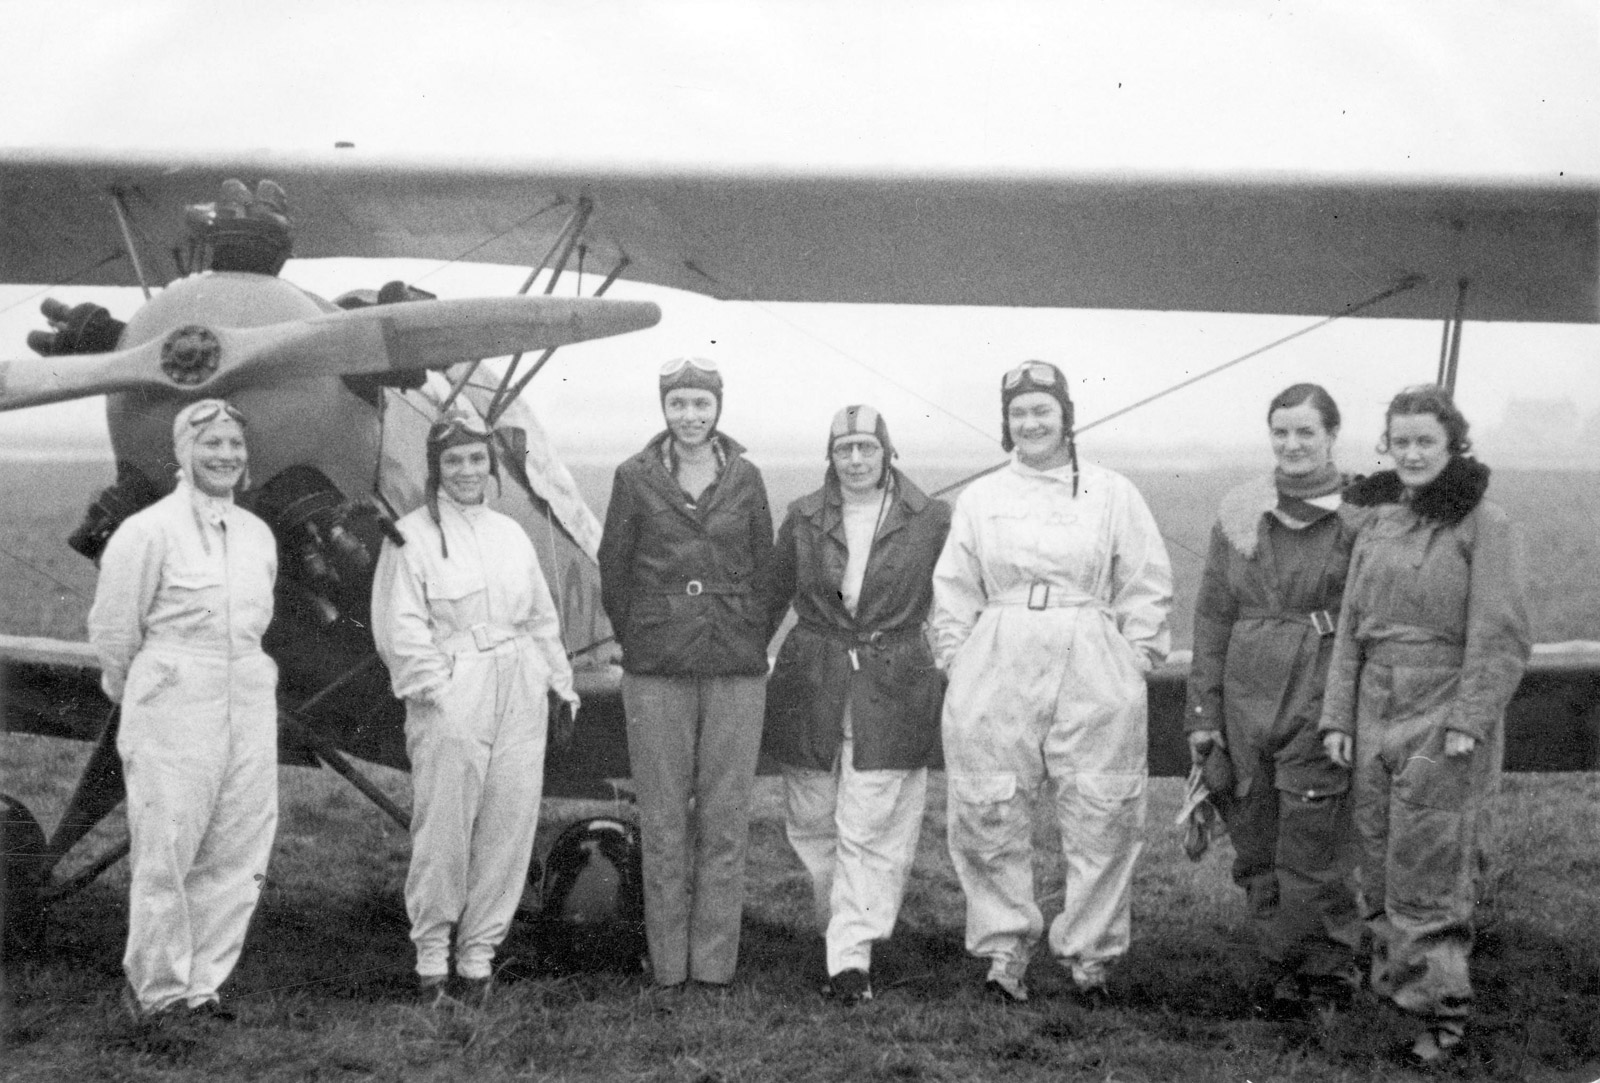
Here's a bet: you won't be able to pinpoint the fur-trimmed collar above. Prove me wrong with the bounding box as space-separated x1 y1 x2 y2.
1344 455 1490 527
1217 477 1277 559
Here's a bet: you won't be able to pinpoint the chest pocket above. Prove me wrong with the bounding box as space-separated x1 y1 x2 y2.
161 566 226 627
425 572 488 632
989 499 1101 587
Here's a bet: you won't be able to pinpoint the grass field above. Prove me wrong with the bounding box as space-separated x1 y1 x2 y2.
4 736 1600 1082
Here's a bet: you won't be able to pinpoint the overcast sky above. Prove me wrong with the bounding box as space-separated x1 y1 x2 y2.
2 0 1596 471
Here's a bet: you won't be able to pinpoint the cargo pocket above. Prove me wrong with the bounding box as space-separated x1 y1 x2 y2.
1066 772 1147 848
949 773 1024 861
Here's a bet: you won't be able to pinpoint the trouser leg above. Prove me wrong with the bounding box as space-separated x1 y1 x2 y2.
405 704 488 978
1383 715 1491 1028
1351 714 1394 996
826 751 927 976
947 776 1042 978
1273 788 1361 982
624 674 699 986
120 734 224 1012
1222 765 1281 965
457 660 547 980
783 765 840 932
687 675 765 984
183 738 277 1004
1048 772 1146 987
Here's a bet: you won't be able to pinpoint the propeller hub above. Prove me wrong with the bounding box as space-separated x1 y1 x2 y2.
161 325 221 385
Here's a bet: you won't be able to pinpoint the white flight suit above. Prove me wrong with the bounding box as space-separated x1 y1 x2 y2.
931 458 1171 991
372 494 575 981
89 480 279 1014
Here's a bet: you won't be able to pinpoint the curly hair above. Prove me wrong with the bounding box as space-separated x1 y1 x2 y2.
1377 384 1471 455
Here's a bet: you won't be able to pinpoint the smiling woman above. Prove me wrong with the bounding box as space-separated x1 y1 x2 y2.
86 397 279 1026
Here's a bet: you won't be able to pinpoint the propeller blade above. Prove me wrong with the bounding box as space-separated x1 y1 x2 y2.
0 296 660 412
237 296 661 382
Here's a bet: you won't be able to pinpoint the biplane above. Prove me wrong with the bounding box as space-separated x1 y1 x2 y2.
1 150 1597 951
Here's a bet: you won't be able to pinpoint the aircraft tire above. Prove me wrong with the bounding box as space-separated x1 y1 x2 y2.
1 794 50 964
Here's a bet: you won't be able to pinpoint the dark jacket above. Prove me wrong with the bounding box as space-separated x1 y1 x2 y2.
763 469 951 771
1319 457 1531 744
1186 477 1365 799
597 431 774 677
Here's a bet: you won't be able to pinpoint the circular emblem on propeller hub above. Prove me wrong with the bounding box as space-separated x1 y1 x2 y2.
160 325 221 385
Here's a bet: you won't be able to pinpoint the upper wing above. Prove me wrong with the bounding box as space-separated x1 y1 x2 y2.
3 148 1595 323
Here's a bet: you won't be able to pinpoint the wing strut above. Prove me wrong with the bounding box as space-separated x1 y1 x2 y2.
1436 278 1470 396
438 198 594 415
486 254 631 426
109 189 154 300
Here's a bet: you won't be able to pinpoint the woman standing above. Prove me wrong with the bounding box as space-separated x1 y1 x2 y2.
764 406 951 1004
597 358 775 989
1320 385 1529 1066
89 398 278 1024
932 361 1172 1004
372 414 578 1008
1186 383 1363 1016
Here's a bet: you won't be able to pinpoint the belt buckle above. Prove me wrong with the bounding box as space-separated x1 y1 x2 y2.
685 580 704 597
1027 582 1050 610
1309 610 1335 637
471 624 494 651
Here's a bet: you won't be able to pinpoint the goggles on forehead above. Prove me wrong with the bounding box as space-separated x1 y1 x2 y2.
660 356 721 377
427 414 491 443
1002 362 1063 391
186 401 247 428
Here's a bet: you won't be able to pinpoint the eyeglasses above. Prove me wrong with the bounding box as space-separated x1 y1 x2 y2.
427 414 491 442
830 440 884 460
186 401 247 428
1002 362 1061 390
660 357 720 377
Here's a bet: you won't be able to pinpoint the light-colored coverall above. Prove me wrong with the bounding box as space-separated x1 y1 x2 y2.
932 458 1172 991
1319 490 1528 1031
372 496 575 981
89 481 279 1013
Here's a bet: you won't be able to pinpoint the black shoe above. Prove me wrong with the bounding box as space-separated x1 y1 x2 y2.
417 974 449 1009
187 998 238 1024
454 975 494 1010
1405 1025 1465 1069
1070 981 1113 1009
825 969 874 1005
983 977 1029 1005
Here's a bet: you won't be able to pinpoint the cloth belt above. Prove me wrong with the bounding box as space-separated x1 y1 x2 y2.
641 580 751 597
796 620 925 648
988 582 1108 612
1236 606 1337 636
1363 640 1465 667
439 623 530 653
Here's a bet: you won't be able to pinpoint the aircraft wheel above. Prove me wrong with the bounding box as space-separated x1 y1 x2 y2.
1 794 50 962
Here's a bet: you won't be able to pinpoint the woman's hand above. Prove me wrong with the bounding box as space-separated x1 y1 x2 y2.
1445 731 1477 757
1322 731 1353 769
1188 729 1224 765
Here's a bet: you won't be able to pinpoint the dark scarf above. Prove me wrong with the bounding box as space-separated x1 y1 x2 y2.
1273 460 1343 528
1344 455 1490 526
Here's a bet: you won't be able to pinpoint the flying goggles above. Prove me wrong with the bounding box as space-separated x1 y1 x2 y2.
185 401 248 428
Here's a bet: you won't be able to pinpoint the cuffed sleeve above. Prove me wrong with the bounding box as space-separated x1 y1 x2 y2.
371 537 451 702
1451 506 1531 742
1185 525 1238 733
87 517 164 703
1109 482 1173 668
930 492 987 672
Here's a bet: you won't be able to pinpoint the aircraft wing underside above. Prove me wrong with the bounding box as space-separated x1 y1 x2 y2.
6 635 1598 784
2 149 1595 324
